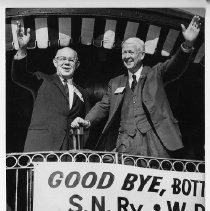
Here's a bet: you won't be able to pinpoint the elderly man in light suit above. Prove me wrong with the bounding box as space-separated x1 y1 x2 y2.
71 16 201 158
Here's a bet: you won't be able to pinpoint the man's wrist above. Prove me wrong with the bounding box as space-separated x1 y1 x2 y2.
14 48 27 60
181 41 194 53
85 120 91 128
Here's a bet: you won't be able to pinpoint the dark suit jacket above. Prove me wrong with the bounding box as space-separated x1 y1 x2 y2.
11 57 90 152
86 47 193 152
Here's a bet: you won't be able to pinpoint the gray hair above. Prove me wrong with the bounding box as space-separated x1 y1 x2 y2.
122 37 145 52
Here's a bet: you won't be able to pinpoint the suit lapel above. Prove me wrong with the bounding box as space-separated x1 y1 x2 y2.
102 74 128 134
139 66 149 97
50 74 69 104
140 66 149 79
111 75 127 115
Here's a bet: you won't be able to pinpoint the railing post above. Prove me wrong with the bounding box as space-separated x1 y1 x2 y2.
28 169 33 211
70 127 84 150
15 169 18 211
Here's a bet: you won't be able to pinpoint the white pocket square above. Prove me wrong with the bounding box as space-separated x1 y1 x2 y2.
114 87 125 94
73 87 84 102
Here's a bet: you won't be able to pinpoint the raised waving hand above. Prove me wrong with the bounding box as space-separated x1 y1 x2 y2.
16 21 30 50
181 15 201 47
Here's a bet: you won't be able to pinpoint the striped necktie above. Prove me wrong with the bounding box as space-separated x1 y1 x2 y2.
63 79 69 100
131 74 137 92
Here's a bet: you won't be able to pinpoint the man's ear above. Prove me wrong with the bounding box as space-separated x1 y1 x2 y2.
76 60 80 69
141 52 145 60
53 58 57 68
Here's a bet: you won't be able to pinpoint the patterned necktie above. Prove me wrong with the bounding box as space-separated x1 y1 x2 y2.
131 74 137 92
63 79 69 101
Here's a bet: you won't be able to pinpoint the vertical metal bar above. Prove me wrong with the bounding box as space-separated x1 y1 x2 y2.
26 169 29 211
81 127 84 149
15 169 19 211
77 129 80 150
73 133 77 150
70 129 76 150
115 153 118 164
121 154 124 165
28 169 33 211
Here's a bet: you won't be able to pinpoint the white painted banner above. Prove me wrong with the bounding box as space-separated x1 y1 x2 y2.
33 162 205 211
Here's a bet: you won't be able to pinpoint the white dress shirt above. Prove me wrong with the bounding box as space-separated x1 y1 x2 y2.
60 77 74 110
128 65 143 88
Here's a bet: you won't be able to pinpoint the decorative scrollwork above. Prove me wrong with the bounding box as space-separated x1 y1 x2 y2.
6 151 205 173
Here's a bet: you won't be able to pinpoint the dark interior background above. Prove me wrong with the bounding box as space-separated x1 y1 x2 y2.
6 46 204 160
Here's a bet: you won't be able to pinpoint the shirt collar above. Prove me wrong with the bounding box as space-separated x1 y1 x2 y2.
128 65 143 82
59 76 73 85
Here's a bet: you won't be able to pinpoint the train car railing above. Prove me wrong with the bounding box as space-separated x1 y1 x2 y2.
6 151 205 211
6 8 205 211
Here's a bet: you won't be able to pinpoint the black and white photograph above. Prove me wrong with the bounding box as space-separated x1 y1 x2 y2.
3 1 206 210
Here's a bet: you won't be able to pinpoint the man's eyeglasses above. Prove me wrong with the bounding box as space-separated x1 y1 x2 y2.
56 56 77 63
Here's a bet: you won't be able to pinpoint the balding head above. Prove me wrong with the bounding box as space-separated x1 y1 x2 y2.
55 47 78 61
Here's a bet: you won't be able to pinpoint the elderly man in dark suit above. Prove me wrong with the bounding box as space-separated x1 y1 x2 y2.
71 16 201 158
11 22 90 152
